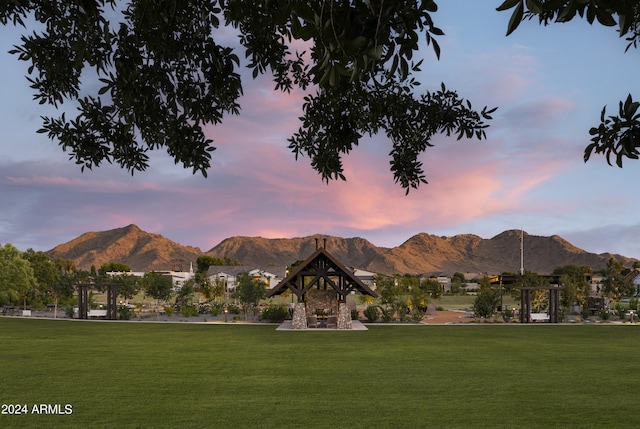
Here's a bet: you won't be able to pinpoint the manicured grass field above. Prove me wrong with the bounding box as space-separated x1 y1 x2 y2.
1 318 639 428
436 294 519 310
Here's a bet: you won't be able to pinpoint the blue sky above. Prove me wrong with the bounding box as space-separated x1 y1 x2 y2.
1 2 639 262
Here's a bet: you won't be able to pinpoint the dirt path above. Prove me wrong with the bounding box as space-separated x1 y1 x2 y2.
422 311 475 324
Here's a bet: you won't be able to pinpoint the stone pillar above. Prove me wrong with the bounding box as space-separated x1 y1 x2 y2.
291 302 307 329
337 302 352 330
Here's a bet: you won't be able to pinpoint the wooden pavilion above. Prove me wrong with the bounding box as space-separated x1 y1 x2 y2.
266 240 377 329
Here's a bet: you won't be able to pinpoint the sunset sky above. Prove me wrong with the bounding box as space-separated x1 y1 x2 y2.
1 2 639 261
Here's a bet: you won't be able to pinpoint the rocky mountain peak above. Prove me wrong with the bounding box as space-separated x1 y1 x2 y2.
46 226 637 275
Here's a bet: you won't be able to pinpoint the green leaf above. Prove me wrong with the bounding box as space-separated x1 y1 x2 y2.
496 0 522 12
424 1 438 13
525 0 543 14
432 39 441 60
595 9 616 27
505 1 524 36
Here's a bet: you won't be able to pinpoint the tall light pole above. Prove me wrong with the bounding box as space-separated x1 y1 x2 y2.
520 229 524 276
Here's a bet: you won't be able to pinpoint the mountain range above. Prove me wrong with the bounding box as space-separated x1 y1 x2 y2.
45 224 636 275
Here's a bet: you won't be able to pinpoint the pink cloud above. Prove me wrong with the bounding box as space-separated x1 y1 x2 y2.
4 172 210 197
6 175 79 187
502 97 575 129
471 51 541 101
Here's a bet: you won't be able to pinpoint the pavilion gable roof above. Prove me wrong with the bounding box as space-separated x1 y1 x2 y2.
265 247 378 299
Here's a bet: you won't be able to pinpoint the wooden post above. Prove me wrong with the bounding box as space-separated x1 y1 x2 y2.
520 289 531 323
549 288 560 323
77 285 89 319
107 284 118 320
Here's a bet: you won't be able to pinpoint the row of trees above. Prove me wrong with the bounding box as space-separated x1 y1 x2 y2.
0 243 175 317
175 272 266 320
357 258 639 322
3 240 637 322
363 274 443 323
104 266 267 321
1 243 77 317
0 244 266 320
472 258 639 318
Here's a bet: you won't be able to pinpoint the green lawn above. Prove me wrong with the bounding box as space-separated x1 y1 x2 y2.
1 318 639 428
435 294 519 311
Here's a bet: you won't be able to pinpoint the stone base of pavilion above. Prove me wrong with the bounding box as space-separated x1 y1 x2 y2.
276 302 368 330
276 320 368 331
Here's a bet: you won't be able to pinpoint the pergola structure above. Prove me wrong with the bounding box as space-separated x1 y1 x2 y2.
76 283 119 320
515 285 563 323
494 275 564 323
266 243 377 329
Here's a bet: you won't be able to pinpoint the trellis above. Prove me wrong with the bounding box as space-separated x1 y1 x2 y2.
76 283 119 320
515 285 563 323
494 275 566 323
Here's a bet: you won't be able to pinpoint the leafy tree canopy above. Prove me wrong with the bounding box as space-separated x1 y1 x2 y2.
601 256 635 300
1 0 495 193
552 264 593 276
54 258 77 273
514 270 550 289
498 0 640 168
141 271 173 302
472 278 501 319
22 249 59 290
51 271 77 301
196 255 224 273
419 277 442 299
232 272 266 320
107 273 140 299
553 264 591 308
0 243 37 308
451 272 466 283
98 261 132 275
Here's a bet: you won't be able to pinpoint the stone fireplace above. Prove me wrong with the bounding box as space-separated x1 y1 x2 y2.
305 289 338 316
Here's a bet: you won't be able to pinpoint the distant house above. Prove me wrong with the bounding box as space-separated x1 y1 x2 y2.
151 263 196 290
207 266 287 291
464 282 480 294
626 269 640 295
106 271 146 278
350 268 383 290
106 263 196 291
163 269 195 291
589 274 604 295
436 276 452 293
207 266 245 291
248 268 287 289
462 272 483 281
419 274 451 294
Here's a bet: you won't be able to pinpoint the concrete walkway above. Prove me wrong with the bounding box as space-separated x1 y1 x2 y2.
276 320 368 331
